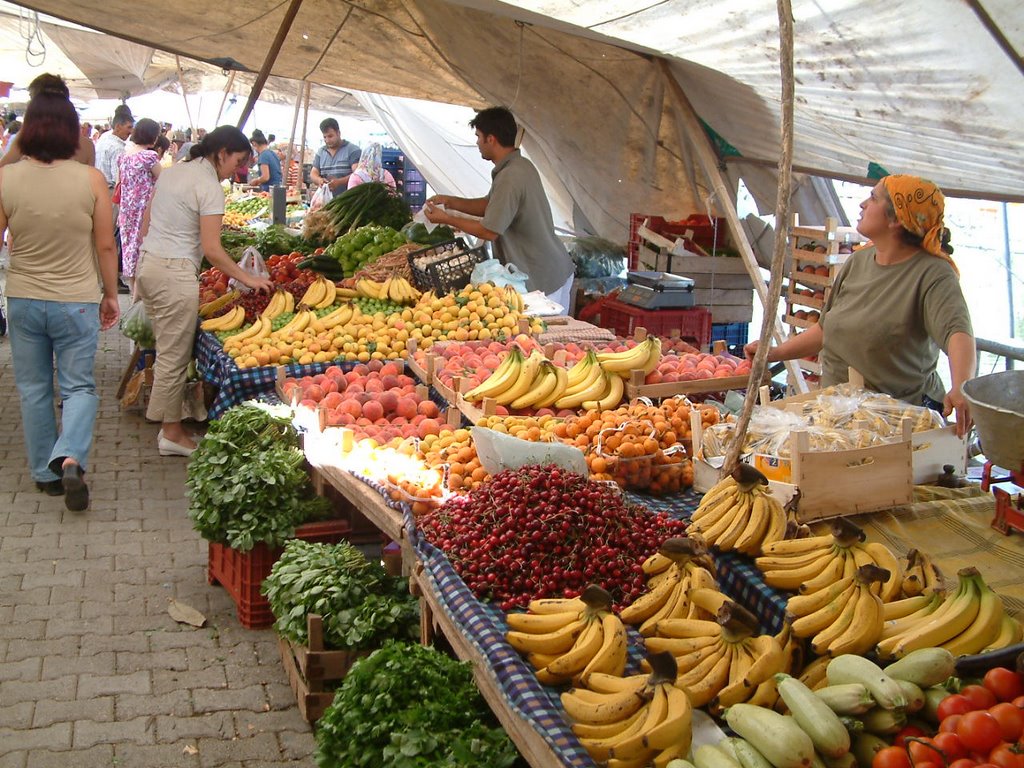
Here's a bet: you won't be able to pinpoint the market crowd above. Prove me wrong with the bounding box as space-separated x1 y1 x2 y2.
0 73 976 516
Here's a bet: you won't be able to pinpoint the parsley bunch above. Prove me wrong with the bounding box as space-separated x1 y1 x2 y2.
187 405 328 551
263 540 419 650
315 642 520 768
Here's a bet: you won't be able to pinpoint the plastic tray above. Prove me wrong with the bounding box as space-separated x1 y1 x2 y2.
407 238 489 294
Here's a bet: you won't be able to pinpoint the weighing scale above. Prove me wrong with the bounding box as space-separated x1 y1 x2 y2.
617 271 696 310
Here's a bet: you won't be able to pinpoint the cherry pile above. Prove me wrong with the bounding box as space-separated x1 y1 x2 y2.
237 291 273 323
418 464 687 610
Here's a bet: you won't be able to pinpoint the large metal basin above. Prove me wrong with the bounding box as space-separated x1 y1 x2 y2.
962 371 1024 470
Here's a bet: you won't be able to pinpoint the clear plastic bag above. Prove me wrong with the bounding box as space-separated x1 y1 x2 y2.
228 246 269 293
470 258 530 293
119 300 155 348
308 182 333 212
568 236 627 278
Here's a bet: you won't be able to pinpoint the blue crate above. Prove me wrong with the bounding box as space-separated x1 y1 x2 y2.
711 322 749 351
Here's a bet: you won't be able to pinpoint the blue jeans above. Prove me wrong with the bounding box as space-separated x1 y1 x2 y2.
7 299 100 482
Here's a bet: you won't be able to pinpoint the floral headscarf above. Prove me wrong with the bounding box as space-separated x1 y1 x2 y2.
881 174 958 275
356 142 385 184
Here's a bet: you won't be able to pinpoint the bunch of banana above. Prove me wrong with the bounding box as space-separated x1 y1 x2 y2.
755 518 903 602
622 538 718 636
223 315 272 346
200 305 245 331
199 289 241 318
260 289 295 320
505 586 627 686
646 599 791 710
561 651 692 767
899 549 944 598
501 285 524 312
785 563 889 657
463 348 526 402
876 566 1017 659
508 360 569 411
270 308 315 339
554 351 626 411
687 466 788 556
377 275 420 303
595 336 662 376
317 302 355 330
299 277 338 309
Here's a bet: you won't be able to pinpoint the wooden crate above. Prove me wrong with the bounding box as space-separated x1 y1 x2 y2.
278 614 366 723
624 341 756 400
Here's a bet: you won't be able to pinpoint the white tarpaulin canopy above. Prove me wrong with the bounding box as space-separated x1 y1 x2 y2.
5 0 1023 239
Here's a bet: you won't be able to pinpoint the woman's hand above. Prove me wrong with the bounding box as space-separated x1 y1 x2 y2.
99 296 120 331
243 274 275 294
943 387 973 438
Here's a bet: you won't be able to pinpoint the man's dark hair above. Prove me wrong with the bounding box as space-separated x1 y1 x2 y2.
250 129 268 146
319 117 339 134
154 134 170 154
112 104 133 128
130 118 161 146
470 107 517 148
19 87 79 163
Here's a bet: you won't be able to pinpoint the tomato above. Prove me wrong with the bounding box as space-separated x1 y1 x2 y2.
958 711 1006 754
943 696 982 721
874 746 914 768
949 759 979 768
898 726 931 747
990 704 1024 742
1013 696 1024 709
944 715 967 733
935 732 970 762
989 745 1024 768
964 686 1001 711
910 739 946 765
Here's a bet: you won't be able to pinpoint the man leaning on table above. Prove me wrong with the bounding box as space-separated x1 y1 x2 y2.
423 106 574 315
309 118 361 192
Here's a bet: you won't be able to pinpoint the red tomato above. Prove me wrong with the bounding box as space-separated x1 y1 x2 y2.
958 711 1005 754
943 715 967 733
989 746 1024 768
898 726 931 748
874 746 914 768
943 696 982 721
990 704 1024 742
910 739 945 765
935 732 970 763
964 686 1001 711
1013 696 1024 709
949 759 979 768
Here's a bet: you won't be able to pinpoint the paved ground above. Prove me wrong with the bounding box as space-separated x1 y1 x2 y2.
0 307 318 767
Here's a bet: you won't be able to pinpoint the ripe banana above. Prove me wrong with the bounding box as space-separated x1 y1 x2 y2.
494 350 544 406
223 317 262 345
464 348 524 401
555 359 608 409
882 567 981 659
509 361 560 411
596 337 662 374
566 351 598 388
938 570 1005 656
315 278 337 308
300 279 325 307
201 305 244 331
534 363 569 410
199 289 241 318
582 371 625 411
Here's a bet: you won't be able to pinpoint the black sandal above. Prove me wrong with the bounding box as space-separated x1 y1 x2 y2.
35 480 64 496
61 464 89 512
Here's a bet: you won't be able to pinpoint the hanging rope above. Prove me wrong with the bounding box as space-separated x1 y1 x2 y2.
508 20 527 110
18 9 46 67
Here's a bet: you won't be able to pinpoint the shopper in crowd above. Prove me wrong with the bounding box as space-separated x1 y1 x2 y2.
0 77 96 168
347 142 396 190
424 107 574 313
154 134 170 160
1 120 19 153
136 126 274 457
0 74 119 511
249 130 282 192
309 118 360 191
744 175 976 437
170 130 194 163
80 121 92 140
94 105 133 188
274 143 302 188
116 118 163 294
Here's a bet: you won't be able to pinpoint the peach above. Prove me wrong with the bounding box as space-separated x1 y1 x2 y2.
380 375 399 390
321 379 338 394
367 359 384 373
299 398 319 409
417 419 441 438
352 364 370 377
379 392 399 413
322 392 345 410
325 410 347 427
395 397 418 420
303 385 325 402
417 400 439 418
397 375 415 387
380 362 401 376
365 379 384 394
339 400 362 418
325 365 344 378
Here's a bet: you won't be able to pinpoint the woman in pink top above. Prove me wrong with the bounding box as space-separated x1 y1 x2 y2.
117 118 163 294
346 142 396 190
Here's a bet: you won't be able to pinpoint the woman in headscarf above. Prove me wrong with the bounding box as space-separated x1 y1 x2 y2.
346 142 396 190
745 175 976 436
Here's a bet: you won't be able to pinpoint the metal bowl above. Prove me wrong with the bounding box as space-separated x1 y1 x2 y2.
962 371 1024 470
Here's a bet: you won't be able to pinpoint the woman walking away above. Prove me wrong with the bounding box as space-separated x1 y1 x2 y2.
0 73 120 512
136 126 273 457
117 117 163 295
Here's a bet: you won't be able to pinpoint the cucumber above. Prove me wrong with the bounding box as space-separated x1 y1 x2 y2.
776 674 850 759
883 648 955 689
725 703 815 768
826 656 906 710
695 745 743 768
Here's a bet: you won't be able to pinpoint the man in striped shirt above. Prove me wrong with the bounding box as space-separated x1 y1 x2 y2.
309 118 360 192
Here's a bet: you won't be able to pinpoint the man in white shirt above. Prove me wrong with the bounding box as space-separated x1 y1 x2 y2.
94 107 134 189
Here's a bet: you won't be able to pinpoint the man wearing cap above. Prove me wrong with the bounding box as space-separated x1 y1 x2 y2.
171 130 194 163
309 118 360 192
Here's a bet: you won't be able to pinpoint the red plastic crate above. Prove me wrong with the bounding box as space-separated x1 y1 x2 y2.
207 517 377 629
627 213 726 269
592 299 712 348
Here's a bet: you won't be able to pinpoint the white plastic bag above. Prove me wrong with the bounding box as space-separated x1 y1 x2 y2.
228 246 269 293
309 182 334 212
470 258 530 293
471 426 587 477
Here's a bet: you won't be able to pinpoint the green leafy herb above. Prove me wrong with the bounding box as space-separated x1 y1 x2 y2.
186 405 328 550
262 540 419 649
315 642 520 768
